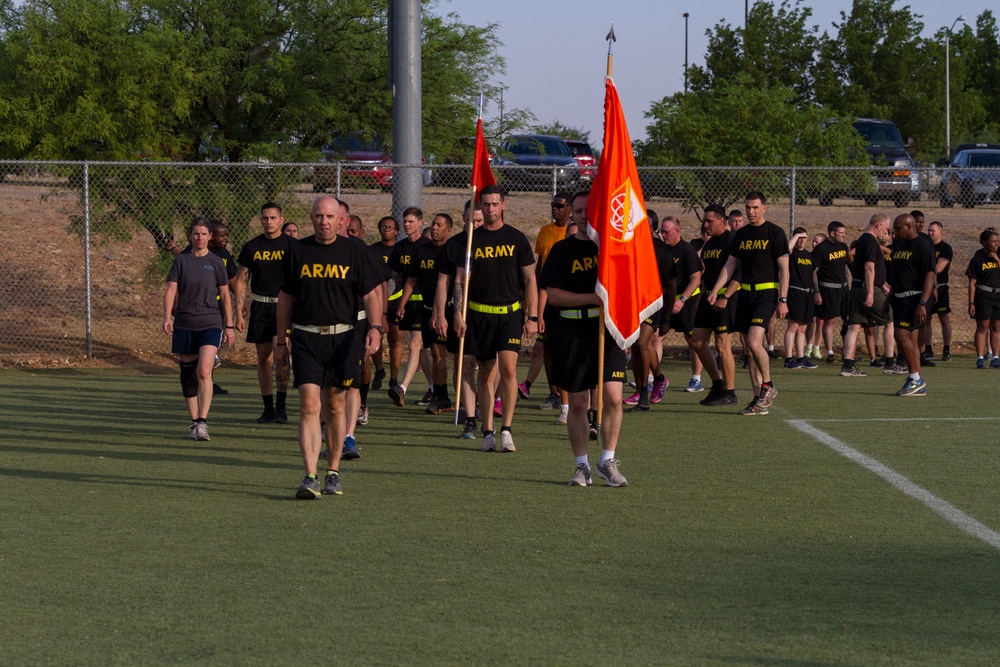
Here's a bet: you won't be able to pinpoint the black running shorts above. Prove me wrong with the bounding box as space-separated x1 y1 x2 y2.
786 288 815 324
693 293 737 334
734 291 777 334
817 285 849 320
291 327 364 390
464 309 522 362
392 299 423 331
247 301 278 344
549 320 627 393
665 294 700 336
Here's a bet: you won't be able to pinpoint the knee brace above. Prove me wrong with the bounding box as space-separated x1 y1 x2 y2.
179 360 198 398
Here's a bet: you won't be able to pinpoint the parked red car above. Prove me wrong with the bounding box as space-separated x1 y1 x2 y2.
565 139 596 184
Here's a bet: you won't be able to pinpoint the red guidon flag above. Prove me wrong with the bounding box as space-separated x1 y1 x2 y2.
587 77 663 349
471 115 496 200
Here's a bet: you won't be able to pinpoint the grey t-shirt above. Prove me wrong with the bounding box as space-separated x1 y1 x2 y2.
166 252 229 331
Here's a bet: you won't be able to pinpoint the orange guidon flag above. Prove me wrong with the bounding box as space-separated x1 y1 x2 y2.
586 76 663 349
471 115 496 201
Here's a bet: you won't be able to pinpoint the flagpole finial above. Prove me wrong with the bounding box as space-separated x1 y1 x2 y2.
605 23 616 76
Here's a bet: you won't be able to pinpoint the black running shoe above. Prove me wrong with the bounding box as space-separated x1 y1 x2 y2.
273 407 288 424
212 383 229 396
372 368 386 391
256 409 275 424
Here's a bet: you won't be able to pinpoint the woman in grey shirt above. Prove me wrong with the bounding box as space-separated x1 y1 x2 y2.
164 218 235 440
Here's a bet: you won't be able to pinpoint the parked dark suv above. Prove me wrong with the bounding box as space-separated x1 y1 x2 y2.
494 134 582 191
940 148 1000 208
817 118 920 207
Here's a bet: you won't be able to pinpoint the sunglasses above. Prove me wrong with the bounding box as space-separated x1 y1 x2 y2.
551 203 569 209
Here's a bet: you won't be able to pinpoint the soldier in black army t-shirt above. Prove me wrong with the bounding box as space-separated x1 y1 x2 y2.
812 221 851 362
888 214 935 396
541 191 629 488
275 196 385 500
925 221 954 362
234 203 294 424
451 184 538 454
387 208 431 407
709 192 789 416
966 228 1000 368
398 212 457 414
691 204 741 406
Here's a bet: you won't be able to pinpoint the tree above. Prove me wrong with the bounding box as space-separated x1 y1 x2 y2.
637 74 867 211
530 120 590 142
687 0 820 104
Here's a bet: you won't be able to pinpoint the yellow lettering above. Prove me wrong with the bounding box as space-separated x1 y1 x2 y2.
704 249 722 260
828 249 847 261
253 250 283 262
420 259 434 270
611 371 626 379
400 255 411 265
485 246 495 258
507 338 521 345
983 262 999 271
892 250 913 262
797 256 812 266
739 240 770 251
299 264 350 279
584 256 595 270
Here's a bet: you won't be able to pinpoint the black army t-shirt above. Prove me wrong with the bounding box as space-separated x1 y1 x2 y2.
238 233 292 297
812 239 849 284
889 237 934 292
700 230 738 290
539 236 598 294
389 236 431 296
850 233 887 286
465 224 535 305
663 239 699 290
935 241 954 284
730 221 788 284
789 247 814 289
966 249 1000 288
281 235 384 326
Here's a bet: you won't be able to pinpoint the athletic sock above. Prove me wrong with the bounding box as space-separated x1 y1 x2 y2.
909 373 921 381
689 374 698 382
360 382 370 405
326 469 338 476
758 382 772 401
844 358 855 368
600 449 615 465
195 417 206 423
943 345 951 354
797 357 805 364
276 391 286 411
575 455 589 467
885 356 896 366
262 394 274 411
500 425 512 434
440 384 450 400
655 374 666 383
399 384 408 395
924 345 933 355
524 380 532 391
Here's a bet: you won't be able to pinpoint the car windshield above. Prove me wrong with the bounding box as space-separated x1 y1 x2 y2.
969 153 1000 168
327 133 384 153
508 138 570 157
853 122 905 150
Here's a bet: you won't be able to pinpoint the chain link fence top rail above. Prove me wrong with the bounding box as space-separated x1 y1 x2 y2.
1 160 995 364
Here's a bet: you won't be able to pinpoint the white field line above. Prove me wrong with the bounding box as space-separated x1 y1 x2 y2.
805 417 1000 423
786 419 1000 551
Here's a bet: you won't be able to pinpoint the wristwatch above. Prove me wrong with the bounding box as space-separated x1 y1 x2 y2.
371 324 384 333
918 300 927 306
779 296 788 303
528 316 539 322
678 295 687 303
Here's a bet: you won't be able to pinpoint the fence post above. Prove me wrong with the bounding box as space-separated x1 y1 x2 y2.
83 161 93 358
551 166 557 197
789 166 796 234
335 162 342 200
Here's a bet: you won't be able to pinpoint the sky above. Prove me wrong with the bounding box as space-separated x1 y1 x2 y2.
429 0 992 146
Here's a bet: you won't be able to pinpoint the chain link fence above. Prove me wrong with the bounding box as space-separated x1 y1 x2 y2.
1 160 995 365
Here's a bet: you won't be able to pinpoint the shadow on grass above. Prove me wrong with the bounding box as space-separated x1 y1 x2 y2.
0 444 297 471
0 465 292 500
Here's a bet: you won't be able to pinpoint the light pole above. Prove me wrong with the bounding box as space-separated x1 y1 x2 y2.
946 15 966 161
683 12 689 93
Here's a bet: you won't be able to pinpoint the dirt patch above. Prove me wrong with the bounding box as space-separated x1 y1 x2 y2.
0 178 992 368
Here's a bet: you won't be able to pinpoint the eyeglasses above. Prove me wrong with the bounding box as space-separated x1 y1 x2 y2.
551 203 569 209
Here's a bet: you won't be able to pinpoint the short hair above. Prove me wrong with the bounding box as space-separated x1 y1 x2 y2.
402 206 423 220
434 212 454 228
260 202 282 215
981 228 998 245
464 199 473 212
910 209 925 219
745 191 766 205
480 184 504 200
661 215 680 229
827 220 845 234
869 213 890 228
349 214 363 228
705 204 726 219
929 221 944 231
813 233 827 242
793 226 808 236
281 222 297 233
554 191 573 203
188 216 212 234
571 190 590 205
336 198 350 213
647 209 659 229
728 209 744 218
378 216 398 232
210 220 227 234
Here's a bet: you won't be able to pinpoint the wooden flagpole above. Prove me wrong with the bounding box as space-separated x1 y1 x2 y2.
596 25 616 441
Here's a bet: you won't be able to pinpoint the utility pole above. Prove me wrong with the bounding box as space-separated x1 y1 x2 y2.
389 0 422 220
683 12 690 93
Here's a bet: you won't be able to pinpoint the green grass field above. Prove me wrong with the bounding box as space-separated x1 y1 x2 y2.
3 359 1000 666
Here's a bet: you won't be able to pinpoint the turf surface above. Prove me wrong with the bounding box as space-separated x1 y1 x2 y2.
2 359 1000 665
